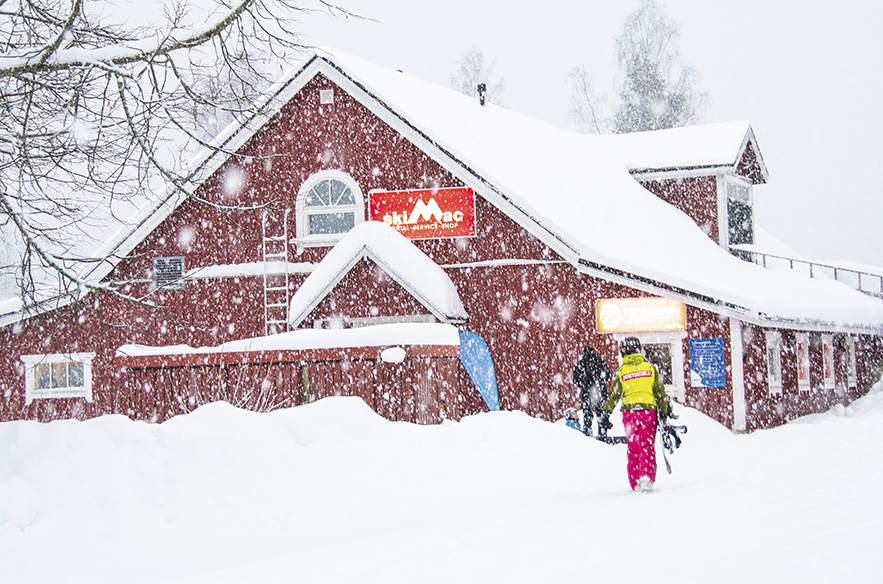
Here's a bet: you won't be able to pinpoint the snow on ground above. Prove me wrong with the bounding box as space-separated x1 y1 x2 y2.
2 384 883 583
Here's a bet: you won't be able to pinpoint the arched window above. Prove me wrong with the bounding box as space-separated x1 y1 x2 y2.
296 171 364 244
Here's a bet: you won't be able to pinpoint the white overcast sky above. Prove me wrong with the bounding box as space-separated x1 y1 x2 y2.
297 0 883 268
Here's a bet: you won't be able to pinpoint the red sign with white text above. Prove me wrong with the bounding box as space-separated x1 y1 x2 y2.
368 187 476 240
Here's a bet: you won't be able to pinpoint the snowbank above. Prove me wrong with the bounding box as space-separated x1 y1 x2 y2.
2 388 883 583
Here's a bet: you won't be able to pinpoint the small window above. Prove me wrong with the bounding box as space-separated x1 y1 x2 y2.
21 353 95 404
296 171 364 244
154 257 185 291
726 178 754 261
821 335 835 390
795 332 810 391
765 331 782 394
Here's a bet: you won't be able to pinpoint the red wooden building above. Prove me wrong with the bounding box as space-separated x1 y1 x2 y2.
3 49 883 432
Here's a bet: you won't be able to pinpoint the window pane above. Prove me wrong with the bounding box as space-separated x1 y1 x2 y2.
728 199 754 246
644 344 673 385
69 361 85 388
36 363 52 390
308 212 355 235
51 362 68 389
306 181 331 207
331 180 355 205
767 345 780 382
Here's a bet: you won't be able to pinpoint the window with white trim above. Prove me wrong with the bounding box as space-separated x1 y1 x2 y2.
846 336 857 388
726 177 754 261
295 171 364 244
765 331 782 394
821 335 835 390
20 353 95 404
795 332 811 391
153 256 185 291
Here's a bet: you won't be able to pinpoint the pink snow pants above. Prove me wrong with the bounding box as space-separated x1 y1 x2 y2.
622 409 658 490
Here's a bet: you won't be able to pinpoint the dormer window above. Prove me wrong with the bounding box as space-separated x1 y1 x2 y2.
295 171 364 245
726 177 754 260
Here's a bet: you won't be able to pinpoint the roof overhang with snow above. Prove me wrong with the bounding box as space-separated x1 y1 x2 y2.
287 221 469 328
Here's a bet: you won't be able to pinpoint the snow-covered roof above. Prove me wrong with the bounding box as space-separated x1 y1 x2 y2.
4 47 882 334
273 48 879 332
601 121 768 181
287 221 468 327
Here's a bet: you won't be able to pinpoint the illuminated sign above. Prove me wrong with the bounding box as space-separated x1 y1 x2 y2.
368 187 476 240
596 297 686 333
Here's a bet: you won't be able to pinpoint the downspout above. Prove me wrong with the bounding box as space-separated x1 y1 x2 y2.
730 317 747 432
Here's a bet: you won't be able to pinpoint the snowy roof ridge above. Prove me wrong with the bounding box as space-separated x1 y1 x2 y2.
308 48 883 332
287 221 468 328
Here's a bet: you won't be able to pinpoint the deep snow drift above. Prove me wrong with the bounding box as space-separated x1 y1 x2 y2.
2 384 882 583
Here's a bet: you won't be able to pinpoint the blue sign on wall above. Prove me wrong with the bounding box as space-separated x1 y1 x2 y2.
689 337 727 388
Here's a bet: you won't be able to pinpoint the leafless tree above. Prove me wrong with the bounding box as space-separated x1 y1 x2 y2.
611 0 706 133
567 65 609 134
0 0 354 312
568 0 706 135
450 46 505 106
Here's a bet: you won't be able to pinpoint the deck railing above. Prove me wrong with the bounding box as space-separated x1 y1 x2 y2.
737 249 883 298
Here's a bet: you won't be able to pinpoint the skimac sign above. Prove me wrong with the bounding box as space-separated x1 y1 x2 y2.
368 187 476 240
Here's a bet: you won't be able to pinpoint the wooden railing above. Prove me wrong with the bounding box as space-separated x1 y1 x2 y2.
736 249 883 298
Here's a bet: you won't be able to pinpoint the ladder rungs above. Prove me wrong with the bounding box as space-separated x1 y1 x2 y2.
266 302 288 308
264 236 286 241
264 253 287 259
265 286 288 291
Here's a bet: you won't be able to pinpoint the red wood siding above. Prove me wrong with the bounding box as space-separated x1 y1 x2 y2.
678 307 735 429
640 176 719 243
118 351 459 425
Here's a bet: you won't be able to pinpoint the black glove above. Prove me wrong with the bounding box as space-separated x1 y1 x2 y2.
600 411 613 430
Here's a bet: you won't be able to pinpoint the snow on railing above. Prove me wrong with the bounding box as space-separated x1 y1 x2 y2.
733 247 883 298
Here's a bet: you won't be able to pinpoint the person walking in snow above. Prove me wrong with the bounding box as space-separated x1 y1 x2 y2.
603 337 668 493
572 345 612 440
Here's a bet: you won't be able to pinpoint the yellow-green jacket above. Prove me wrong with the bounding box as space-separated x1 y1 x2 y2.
603 353 668 416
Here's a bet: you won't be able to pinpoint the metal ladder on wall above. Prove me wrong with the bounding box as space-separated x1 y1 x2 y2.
262 208 290 336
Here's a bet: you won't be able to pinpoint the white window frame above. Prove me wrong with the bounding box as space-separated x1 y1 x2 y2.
20 353 96 404
613 331 686 401
821 334 835 390
716 175 754 249
846 336 857 389
153 256 185 291
795 332 811 391
765 330 782 395
294 170 364 247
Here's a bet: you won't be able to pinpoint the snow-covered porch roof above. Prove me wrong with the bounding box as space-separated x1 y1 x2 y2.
116 322 461 369
287 221 468 328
